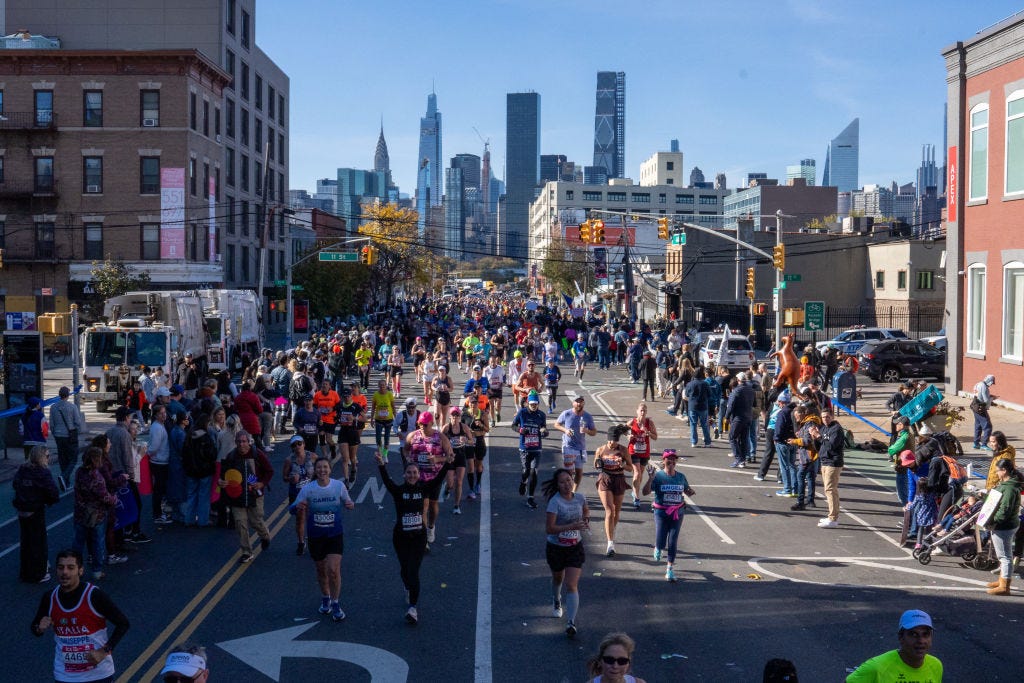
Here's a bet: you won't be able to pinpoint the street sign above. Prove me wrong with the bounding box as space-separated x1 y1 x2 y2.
671 233 686 245
777 281 787 290
292 285 304 291
804 300 825 331
784 274 801 282
273 280 286 286
318 251 358 262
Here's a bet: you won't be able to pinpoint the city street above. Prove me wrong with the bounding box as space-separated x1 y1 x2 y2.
1 362 1022 681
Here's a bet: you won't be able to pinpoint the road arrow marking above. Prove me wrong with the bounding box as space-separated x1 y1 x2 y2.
217 622 409 681
355 476 388 505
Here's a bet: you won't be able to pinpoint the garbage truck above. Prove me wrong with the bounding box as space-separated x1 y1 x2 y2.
197 289 263 372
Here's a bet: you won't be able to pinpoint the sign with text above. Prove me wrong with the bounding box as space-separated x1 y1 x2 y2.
318 252 358 262
804 300 825 331
947 145 958 223
566 225 636 247
208 177 217 262
160 168 186 259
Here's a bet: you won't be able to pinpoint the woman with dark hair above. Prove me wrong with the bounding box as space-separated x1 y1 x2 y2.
20 397 47 460
12 445 59 582
985 431 1015 491
594 424 633 558
182 413 218 527
543 468 589 638
584 631 646 683
986 458 1023 596
73 447 117 580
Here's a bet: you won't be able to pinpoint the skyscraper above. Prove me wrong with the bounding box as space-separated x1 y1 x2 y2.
417 91 442 208
916 144 939 198
451 153 482 191
786 159 816 186
503 92 540 260
592 71 625 179
689 167 705 187
821 118 859 192
444 166 465 260
374 123 390 174
416 158 432 238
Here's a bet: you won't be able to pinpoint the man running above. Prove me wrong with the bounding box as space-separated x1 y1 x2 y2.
555 395 597 491
483 355 506 424
312 379 341 460
571 336 589 380
543 357 562 414
512 391 548 509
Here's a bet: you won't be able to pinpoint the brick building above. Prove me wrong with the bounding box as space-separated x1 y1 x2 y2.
0 49 229 320
944 14 1024 411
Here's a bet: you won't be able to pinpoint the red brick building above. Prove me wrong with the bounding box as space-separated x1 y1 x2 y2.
944 14 1024 410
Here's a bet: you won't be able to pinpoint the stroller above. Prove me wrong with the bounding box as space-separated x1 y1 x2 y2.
912 492 988 566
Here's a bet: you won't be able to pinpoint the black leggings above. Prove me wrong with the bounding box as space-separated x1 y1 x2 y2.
520 449 541 496
393 526 427 606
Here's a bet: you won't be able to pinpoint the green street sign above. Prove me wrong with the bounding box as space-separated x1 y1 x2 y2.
804 300 825 331
273 279 286 286
784 273 801 282
670 233 686 245
777 281 787 290
318 251 358 262
292 285 304 291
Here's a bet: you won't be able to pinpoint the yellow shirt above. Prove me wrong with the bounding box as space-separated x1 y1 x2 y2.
371 391 395 421
355 348 373 368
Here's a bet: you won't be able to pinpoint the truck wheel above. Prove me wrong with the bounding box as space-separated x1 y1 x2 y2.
881 366 901 383
96 401 110 413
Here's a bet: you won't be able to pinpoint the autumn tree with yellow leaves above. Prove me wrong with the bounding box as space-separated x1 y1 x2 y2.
357 203 443 304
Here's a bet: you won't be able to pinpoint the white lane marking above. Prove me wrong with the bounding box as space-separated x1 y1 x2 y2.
684 495 735 545
746 555 1011 591
474 436 492 683
0 512 73 559
842 464 900 493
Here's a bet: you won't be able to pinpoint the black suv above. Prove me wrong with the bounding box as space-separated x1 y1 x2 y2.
858 339 946 383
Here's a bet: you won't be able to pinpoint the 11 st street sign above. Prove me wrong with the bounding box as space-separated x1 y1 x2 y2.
318 252 358 262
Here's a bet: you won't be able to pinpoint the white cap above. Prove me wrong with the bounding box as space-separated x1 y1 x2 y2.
159 652 207 678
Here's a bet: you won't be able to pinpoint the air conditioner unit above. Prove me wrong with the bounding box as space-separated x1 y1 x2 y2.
142 118 158 127
214 254 223 262
86 184 101 193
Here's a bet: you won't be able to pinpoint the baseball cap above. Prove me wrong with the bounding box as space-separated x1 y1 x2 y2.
777 390 791 404
304 393 314 401
170 384 185 395
736 372 747 381
159 651 206 679
514 350 523 358
473 365 481 371
899 450 917 468
154 386 171 398
573 395 585 403
289 435 305 446
898 609 933 631
527 392 540 404
662 448 678 460
405 397 417 406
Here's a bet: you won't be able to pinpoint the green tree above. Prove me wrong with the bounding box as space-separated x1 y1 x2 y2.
86 258 151 320
292 258 371 318
358 203 435 303
540 237 590 296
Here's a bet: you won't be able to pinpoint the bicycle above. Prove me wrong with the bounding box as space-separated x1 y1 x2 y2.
45 340 69 364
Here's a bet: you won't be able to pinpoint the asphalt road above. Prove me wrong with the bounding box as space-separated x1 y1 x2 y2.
2 362 1022 681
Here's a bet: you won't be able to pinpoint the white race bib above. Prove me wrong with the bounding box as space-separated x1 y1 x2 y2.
558 529 580 545
402 512 423 531
524 433 540 449
633 440 648 454
313 511 336 527
662 484 683 504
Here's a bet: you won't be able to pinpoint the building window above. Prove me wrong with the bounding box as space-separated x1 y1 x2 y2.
565 190 574 200
189 158 197 196
658 193 666 204
225 49 235 89
279 250 285 278
140 90 160 126
253 160 262 197
278 95 285 125
34 156 54 192
225 99 235 138
676 194 694 204
278 133 284 161
241 245 250 280
607 192 626 202
631 193 650 203
268 126 275 160
241 200 250 235
36 222 55 258
666 178 674 185
214 168 221 201
214 107 221 137
268 86 276 119
255 119 262 152
666 161 674 170
897 269 907 290
226 148 235 187
241 108 249 146
189 93 197 130
202 100 209 136
875 270 885 289
189 222 198 261
1004 262 1024 360
226 244 236 281
582 191 602 201
140 157 160 194
255 74 263 110
967 264 985 354
969 103 988 201
203 163 210 198
278 173 284 204
240 62 249 100
241 9 250 49
0 156 4 182
226 0 235 34
0 89 4 114
34 90 54 127
240 154 249 192
0 220 5 248
83 90 102 127
699 195 718 205
225 196 235 234
141 223 160 260
915 270 934 290
1006 91 1024 195
84 223 103 260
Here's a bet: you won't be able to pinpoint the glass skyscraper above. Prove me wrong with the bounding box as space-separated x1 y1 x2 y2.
417 92 442 208
593 71 625 179
822 118 859 192
444 167 465 260
503 92 540 260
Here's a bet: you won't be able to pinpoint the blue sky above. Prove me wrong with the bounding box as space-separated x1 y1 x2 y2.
260 0 1024 195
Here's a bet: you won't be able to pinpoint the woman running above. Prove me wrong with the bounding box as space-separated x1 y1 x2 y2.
370 379 396 463
421 353 437 405
291 456 355 622
375 450 453 624
405 412 454 546
465 389 491 500
441 407 471 514
543 468 589 638
431 366 453 423
627 403 658 510
282 435 314 555
585 632 647 683
642 449 695 582
411 337 427 385
594 424 633 557
388 345 404 397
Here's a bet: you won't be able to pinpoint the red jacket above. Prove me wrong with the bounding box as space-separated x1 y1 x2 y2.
234 389 263 436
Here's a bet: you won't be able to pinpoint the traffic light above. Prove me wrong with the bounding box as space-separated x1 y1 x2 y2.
745 267 755 299
360 245 371 264
773 244 786 270
270 299 286 313
579 221 592 243
366 246 378 266
592 220 605 244
269 300 276 312
657 217 670 240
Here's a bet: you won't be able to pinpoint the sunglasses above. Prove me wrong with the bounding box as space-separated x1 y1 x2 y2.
602 656 630 666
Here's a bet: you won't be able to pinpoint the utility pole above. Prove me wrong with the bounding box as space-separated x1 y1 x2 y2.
70 304 80 407
255 141 272 317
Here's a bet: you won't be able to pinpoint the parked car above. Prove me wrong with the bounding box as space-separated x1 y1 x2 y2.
699 333 756 371
816 327 910 355
858 339 946 383
920 328 947 351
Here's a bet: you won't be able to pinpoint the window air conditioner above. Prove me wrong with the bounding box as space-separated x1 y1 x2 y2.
142 118 158 127
86 185 101 193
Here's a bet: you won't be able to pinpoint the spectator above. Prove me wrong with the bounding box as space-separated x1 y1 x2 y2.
13 445 60 582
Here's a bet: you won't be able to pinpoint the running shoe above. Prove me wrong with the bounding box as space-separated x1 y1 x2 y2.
154 514 173 525
127 532 152 544
566 621 577 638
474 484 481 496
239 553 253 564
319 597 332 614
666 567 677 582
527 497 538 510
753 475 765 481
452 506 462 515
818 519 838 528
427 526 435 543
260 538 270 551
107 553 128 565
633 498 641 510
467 491 477 501
331 603 346 622
791 502 806 511
553 600 563 618
606 543 615 558
405 606 418 625
774 490 792 497
653 549 662 561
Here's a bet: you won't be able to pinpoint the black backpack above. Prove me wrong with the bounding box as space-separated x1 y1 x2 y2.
931 431 963 458
183 431 218 478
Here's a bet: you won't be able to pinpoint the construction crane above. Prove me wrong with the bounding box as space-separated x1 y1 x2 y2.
472 126 490 154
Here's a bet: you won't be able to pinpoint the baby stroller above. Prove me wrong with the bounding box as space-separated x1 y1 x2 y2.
912 494 985 566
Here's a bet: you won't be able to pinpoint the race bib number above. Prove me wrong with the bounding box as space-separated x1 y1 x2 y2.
633 440 648 454
417 452 432 466
451 435 465 448
377 409 390 420
339 413 354 426
402 512 423 531
319 406 331 414
313 511 336 527
661 484 684 504
524 433 540 449
558 529 580 546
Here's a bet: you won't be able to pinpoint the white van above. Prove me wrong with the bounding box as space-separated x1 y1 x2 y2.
699 334 755 371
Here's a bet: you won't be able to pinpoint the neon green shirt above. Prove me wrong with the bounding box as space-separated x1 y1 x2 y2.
371 391 395 422
846 650 943 683
355 348 373 368
463 336 479 353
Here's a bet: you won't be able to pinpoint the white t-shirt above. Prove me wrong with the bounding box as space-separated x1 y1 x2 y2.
483 364 505 389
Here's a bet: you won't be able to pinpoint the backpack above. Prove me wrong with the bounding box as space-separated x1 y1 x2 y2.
931 431 963 458
289 375 312 403
183 431 218 478
940 455 969 485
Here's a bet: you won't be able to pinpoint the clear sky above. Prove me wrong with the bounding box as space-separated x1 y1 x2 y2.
260 0 1024 196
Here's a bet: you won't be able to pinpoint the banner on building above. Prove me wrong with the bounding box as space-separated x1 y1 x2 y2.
160 168 186 259
947 146 958 223
208 176 217 262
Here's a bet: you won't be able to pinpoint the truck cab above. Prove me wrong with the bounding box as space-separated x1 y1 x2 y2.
81 319 172 411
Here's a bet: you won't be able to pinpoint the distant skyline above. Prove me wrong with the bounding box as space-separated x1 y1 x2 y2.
259 1 1024 197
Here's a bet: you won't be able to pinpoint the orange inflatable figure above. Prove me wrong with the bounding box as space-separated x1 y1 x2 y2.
772 333 800 395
